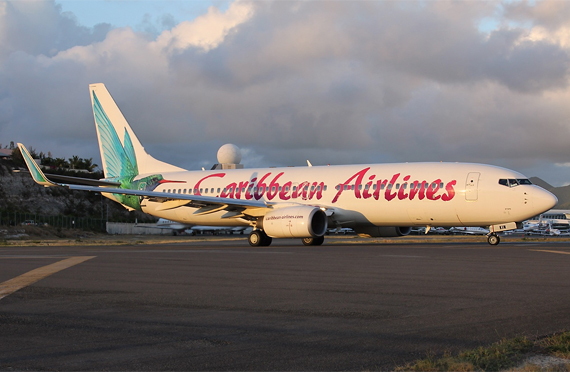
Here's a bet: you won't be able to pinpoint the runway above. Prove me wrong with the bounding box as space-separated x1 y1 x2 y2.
1 239 570 370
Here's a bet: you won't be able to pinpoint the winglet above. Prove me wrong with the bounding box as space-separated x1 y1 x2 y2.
17 143 58 187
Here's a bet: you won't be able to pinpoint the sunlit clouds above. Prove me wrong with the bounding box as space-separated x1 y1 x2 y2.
2 0 570 185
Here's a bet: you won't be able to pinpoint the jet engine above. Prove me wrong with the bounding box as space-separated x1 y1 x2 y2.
260 206 327 238
354 226 412 238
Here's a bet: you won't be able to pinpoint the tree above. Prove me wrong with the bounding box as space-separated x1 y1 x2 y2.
81 158 98 172
11 148 24 166
69 155 80 170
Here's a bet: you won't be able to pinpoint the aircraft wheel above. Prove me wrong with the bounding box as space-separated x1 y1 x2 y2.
302 236 325 246
487 234 500 245
249 230 272 247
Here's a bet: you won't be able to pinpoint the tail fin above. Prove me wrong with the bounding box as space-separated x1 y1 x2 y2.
89 83 185 179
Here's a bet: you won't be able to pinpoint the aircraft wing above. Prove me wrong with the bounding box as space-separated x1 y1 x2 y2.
18 143 272 215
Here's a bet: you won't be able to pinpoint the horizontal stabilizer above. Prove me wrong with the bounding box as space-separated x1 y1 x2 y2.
45 174 121 187
18 143 121 188
17 143 58 187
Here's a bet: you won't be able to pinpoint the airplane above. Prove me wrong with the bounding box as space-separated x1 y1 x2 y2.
17 83 558 246
155 218 247 235
449 226 490 235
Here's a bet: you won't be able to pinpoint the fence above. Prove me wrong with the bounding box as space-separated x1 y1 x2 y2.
106 222 173 235
0 211 106 232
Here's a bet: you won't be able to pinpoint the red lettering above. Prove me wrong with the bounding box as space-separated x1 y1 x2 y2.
279 181 292 200
385 174 399 201
220 182 237 198
426 179 442 201
194 173 225 196
363 176 375 199
309 182 325 200
295 181 310 200
408 181 419 200
373 179 387 200
332 168 370 203
418 181 428 200
245 177 257 200
398 175 410 200
254 173 271 200
267 172 284 200
235 181 248 199
442 180 456 201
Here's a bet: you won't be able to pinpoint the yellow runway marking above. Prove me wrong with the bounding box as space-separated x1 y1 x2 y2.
529 249 570 255
0 256 95 300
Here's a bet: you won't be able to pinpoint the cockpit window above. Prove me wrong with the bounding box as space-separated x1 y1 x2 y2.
498 178 532 187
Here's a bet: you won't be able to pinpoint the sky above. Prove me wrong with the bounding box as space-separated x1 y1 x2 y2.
3 1 570 185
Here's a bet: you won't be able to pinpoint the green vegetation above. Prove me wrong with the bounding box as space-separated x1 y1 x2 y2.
540 332 570 359
0 144 156 231
9 145 98 172
396 333 570 371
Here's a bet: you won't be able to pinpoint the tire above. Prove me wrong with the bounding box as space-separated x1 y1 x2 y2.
249 230 272 247
302 236 325 246
487 234 500 245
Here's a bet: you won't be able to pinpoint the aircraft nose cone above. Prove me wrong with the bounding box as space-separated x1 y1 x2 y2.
533 187 557 213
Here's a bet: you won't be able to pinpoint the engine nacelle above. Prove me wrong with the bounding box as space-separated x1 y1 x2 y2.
355 226 412 238
261 206 327 238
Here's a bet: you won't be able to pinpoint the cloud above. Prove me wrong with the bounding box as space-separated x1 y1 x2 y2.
153 1 253 54
3 0 570 186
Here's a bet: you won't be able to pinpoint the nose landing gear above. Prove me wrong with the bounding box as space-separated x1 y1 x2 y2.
487 233 500 245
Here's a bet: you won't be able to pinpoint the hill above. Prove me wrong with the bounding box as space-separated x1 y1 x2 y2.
0 162 154 229
530 177 570 209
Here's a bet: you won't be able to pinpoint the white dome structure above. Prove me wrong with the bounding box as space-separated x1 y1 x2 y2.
217 144 242 165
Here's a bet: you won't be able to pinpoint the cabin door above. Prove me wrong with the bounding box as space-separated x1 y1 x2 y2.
465 172 480 201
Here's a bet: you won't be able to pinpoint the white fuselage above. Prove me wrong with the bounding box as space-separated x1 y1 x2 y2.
131 162 557 229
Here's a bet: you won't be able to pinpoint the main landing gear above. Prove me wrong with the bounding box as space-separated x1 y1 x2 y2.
302 236 325 246
487 233 500 245
248 230 272 247
248 230 325 247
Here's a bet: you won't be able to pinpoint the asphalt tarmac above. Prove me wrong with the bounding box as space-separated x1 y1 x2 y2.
1 238 570 370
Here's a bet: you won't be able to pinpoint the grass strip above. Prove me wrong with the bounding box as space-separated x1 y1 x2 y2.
396 332 570 371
